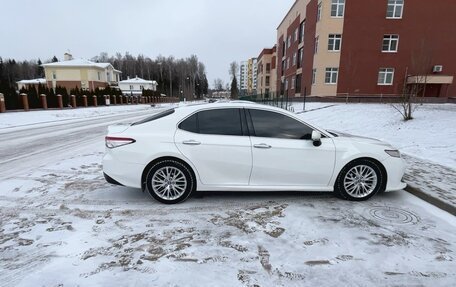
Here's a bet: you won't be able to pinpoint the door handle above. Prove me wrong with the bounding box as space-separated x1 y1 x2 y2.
183 140 201 145
254 143 271 149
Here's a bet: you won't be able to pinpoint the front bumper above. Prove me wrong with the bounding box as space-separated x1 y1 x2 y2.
382 156 407 191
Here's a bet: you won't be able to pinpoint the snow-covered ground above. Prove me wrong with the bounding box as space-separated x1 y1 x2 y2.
0 105 158 129
0 102 455 286
294 103 456 169
0 149 455 286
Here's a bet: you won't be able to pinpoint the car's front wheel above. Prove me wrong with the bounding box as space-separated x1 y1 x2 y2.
146 160 194 204
334 159 384 201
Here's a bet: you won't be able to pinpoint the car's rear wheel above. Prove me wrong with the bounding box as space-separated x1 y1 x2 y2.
146 160 194 204
334 159 384 201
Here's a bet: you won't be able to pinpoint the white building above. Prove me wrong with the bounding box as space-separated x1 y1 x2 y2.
16 78 47 90
239 58 258 95
119 76 158 96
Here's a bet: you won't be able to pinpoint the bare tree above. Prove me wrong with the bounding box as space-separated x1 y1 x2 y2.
213 78 224 91
392 42 433 121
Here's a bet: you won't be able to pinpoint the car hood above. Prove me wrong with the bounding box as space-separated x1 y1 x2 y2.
328 130 393 147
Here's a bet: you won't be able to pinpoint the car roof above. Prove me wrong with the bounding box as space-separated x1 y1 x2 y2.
174 101 288 114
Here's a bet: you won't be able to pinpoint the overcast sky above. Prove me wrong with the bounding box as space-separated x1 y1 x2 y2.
0 0 294 87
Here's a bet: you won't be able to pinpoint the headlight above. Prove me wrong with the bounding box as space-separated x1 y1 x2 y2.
385 149 401 158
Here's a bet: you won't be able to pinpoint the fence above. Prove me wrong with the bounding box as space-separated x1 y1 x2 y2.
240 92 455 111
0 92 180 113
239 92 295 112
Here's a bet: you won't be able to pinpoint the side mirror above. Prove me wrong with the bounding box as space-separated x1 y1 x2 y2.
311 130 322 147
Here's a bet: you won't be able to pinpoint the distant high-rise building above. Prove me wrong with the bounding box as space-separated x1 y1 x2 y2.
239 58 258 96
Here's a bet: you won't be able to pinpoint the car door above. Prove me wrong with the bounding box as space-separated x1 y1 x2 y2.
247 108 336 187
174 108 252 186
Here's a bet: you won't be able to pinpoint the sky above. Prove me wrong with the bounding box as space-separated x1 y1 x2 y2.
0 0 295 87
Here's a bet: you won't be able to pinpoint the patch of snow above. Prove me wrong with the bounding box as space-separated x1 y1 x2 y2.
294 103 456 168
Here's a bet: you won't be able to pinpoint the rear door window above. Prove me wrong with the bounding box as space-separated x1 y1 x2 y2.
178 108 243 136
178 113 198 133
198 109 242 136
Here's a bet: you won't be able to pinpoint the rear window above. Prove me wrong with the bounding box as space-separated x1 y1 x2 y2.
131 109 175 126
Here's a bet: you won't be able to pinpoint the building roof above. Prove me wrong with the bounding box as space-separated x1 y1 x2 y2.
258 45 277 60
119 76 157 85
42 58 121 73
17 78 46 84
277 0 300 29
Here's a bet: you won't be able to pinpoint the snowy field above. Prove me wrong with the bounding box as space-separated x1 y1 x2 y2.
0 103 455 286
294 102 456 169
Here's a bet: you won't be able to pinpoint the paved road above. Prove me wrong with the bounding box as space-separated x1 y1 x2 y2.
0 110 158 180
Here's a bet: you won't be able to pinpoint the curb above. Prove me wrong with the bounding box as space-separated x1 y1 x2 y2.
405 184 456 216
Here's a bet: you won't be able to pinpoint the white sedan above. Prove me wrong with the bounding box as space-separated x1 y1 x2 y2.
103 102 406 204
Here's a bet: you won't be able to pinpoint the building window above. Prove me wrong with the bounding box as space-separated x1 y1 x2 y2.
325 68 338 84
387 0 404 19
312 69 317 84
52 71 56 80
285 79 289 90
266 63 271 73
297 48 303 69
382 35 399 52
282 40 286 57
331 0 345 17
314 36 319 54
97 72 101 81
299 21 305 43
287 35 292 48
291 77 295 90
378 68 395 85
317 2 322 21
287 57 290 69
294 28 299 42
328 34 342 51
293 52 297 66
281 60 285 75
266 76 270 86
296 74 302 93
130 85 133 90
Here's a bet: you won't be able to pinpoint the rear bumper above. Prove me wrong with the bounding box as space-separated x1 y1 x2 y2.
103 172 124 186
102 152 144 189
382 156 407 192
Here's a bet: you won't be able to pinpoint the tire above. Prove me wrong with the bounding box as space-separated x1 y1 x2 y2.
145 160 195 204
334 159 384 201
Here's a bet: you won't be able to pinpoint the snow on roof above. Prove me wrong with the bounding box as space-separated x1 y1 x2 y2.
42 58 121 73
119 76 157 84
17 78 47 84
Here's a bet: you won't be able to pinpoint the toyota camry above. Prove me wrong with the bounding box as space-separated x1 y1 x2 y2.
103 102 406 204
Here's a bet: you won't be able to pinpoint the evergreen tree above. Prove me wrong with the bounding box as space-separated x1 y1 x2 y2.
36 59 44 77
230 76 239 100
51 56 59 63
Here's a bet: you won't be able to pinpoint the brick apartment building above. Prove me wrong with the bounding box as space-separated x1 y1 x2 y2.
256 46 277 98
275 0 455 98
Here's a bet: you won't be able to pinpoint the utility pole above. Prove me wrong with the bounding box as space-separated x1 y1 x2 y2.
303 87 307 111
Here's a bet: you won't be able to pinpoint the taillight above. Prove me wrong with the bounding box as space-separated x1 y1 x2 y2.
105 136 136 149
